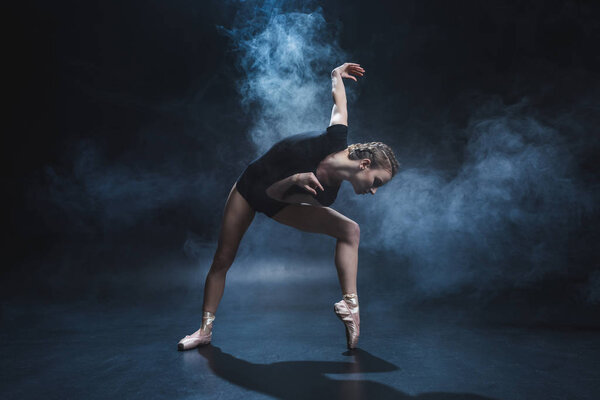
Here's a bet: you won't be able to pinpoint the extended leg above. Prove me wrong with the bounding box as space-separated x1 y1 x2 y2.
178 183 255 350
202 183 255 313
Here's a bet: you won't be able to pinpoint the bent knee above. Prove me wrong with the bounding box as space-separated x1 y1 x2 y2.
340 220 360 245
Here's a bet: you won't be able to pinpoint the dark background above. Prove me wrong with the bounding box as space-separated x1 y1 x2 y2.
4 0 600 324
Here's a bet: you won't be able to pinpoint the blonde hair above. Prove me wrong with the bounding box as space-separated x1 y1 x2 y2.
347 142 399 177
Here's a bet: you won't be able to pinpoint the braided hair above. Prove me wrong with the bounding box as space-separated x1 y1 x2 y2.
347 142 399 177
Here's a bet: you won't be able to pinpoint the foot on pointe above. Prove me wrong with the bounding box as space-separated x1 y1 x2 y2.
334 294 360 349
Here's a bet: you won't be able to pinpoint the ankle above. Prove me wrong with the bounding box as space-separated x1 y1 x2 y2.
200 311 215 332
342 293 359 309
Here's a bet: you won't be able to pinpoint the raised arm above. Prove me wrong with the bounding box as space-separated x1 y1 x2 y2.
329 62 365 127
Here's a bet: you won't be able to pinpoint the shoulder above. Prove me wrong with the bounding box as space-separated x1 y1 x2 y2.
276 125 345 146
266 125 345 156
326 124 348 135
326 124 348 148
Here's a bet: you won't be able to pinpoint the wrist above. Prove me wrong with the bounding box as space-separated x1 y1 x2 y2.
291 173 299 184
331 68 341 77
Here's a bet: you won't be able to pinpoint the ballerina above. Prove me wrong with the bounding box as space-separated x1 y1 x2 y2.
178 62 399 350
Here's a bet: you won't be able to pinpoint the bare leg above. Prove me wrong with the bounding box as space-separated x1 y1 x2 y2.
335 238 359 295
272 204 360 295
178 183 255 350
202 183 255 313
272 204 361 348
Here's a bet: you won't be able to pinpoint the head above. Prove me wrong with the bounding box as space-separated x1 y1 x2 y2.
346 142 399 195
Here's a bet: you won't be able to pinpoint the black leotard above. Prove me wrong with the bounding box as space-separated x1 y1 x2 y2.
235 124 348 218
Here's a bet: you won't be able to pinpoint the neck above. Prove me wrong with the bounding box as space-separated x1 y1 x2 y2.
317 149 353 186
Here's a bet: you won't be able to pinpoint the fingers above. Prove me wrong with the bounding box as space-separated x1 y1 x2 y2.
303 185 319 195
347 63 365 71
341 72 363 81
346 65 365 79
349 66 365 76
304 185 317 195
342 63 365 73
312 175 324 192
298 172 324 195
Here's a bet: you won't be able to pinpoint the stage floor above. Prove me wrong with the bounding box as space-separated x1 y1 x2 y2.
2 282 599 400
2 237 599 400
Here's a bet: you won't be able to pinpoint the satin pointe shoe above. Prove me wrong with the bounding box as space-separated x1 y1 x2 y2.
177 328 211 350
178 311 215 351
334 293 360 349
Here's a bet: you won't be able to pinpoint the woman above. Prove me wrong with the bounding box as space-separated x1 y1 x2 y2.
178 62 399 350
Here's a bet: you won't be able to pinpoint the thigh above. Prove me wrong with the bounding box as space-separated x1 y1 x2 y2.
216 183 256 256
271 203 357 240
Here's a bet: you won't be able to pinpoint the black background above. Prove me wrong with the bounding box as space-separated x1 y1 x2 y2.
4 0 600 314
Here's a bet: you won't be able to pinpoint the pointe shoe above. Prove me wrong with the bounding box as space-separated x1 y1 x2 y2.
177 328 211 351
178 311 215 351
334 294 360 349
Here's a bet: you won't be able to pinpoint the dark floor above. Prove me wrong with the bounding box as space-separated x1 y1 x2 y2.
1 241 599 400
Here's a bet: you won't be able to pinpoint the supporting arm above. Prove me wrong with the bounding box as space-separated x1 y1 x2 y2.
266 172 324 205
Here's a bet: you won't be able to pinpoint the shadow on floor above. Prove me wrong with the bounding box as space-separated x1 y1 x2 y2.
195 346 499 400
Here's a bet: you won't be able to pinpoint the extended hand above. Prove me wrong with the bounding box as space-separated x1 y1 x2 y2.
294 172 324 196
333 62 365 82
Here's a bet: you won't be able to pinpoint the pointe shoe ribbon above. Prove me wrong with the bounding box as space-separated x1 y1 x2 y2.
334 298 360 349
178 328 211 350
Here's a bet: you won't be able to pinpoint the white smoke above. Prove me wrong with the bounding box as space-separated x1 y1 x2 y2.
356 100 595 296
221 1 598 299
220 1 347 152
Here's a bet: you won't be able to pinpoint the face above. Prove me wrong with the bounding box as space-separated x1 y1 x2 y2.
350 160 392 195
